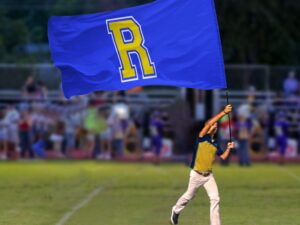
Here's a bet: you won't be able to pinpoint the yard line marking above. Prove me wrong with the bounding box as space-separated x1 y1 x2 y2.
278 167 300 183
54 187 103 225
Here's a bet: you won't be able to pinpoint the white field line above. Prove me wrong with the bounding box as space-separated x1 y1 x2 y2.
54 187 103 225
278 167 300 183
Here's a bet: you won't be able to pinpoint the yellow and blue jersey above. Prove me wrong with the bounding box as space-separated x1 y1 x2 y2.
190 135 224 173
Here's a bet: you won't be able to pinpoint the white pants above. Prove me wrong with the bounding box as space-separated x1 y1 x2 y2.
173 170 221 225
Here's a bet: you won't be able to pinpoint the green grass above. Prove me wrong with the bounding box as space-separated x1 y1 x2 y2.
0 161 299 225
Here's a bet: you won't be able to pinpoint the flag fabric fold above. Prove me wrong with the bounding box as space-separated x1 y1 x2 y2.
48 0 226 98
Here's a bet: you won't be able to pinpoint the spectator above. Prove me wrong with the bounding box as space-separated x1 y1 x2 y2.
22 76 39 99
274 112 289 165
32 134 46 159
19 111 34 158
150 111 164 164
283 71 298 97
5 105 20 157
31 106 46 139
84 107 97 154
160 111 175 158
63 108 77 152
0 109 8 160
256 105 270 154
97 109 112 160
49 121 65 156
250 119 264 154
109 102 130 158
37 81 48 100
75 128 89 150
236 114 252 166
84 106 109 158
109 113 126 158
125 118 139 154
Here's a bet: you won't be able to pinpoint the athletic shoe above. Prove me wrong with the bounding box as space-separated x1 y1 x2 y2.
170 209 179 225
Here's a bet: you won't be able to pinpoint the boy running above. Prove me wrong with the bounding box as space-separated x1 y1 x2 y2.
171 105 235 225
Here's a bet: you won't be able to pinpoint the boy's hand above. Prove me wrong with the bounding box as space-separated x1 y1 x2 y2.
227 142 235 149
223 104 232 114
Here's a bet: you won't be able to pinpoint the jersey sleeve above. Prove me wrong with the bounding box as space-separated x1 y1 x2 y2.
197 135 209 142
216 145 224 156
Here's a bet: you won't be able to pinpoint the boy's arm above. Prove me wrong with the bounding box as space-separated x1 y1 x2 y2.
199 105 232 137
220 142 235 160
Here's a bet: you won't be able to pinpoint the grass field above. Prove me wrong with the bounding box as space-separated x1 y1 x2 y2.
0 161 299 225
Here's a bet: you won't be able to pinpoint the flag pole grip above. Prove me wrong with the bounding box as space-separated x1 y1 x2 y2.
225 89 232 142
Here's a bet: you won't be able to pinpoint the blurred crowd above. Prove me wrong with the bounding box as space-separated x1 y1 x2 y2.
0 72 299 162
0 83 174 161
219 70 300 165
0 100 175 160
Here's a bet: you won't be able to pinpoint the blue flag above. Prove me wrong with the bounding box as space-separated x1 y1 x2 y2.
48 0 226 98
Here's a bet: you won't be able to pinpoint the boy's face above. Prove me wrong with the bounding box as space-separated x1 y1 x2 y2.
208 122 218 135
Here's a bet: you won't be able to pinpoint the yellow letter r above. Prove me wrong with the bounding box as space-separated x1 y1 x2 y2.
106 16 156 82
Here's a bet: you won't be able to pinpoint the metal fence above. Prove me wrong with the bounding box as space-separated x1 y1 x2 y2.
214 64 300 136
0 63 300 107
214 64 300 111
224 64 300 91
0 63 61 90
1 63 299 89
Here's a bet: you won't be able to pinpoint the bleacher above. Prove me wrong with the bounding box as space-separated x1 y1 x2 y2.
215 89 300 134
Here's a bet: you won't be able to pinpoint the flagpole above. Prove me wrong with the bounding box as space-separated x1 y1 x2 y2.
225 89 232 142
